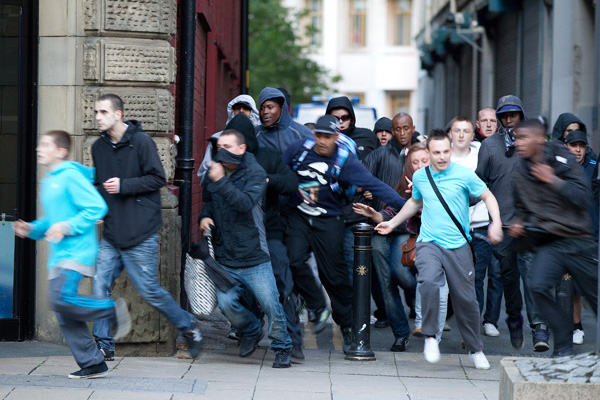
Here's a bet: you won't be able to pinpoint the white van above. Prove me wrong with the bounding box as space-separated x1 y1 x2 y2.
294 102 378 130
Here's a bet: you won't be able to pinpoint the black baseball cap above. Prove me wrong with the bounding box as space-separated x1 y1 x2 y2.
565 130 588 145
313 115 340 135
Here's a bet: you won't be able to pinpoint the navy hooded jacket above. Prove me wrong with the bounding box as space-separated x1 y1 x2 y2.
255 87 313 154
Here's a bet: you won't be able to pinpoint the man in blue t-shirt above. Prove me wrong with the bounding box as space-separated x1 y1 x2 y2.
376 129 503 370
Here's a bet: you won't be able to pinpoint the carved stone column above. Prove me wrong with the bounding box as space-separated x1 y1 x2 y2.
82 0 180 356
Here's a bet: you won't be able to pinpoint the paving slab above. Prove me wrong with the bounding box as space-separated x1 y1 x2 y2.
255 369 331 392
5 387 93 400
0 385 14 398
255 390 333 400
400 377 486 399
109 357 192 378
89 391 173 400
0 357 45 375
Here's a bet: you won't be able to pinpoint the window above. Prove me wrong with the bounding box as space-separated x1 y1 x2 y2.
349 0 367 48
388 91 411 117
305 0 322 47
389 0 411 46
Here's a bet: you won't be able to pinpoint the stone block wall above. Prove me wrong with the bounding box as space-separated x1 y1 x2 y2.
37 0 181 355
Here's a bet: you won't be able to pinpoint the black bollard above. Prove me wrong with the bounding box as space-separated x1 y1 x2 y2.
556 273 574 324
346 223 376 361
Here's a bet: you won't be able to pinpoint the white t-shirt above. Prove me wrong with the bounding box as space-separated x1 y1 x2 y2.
451 141 490 229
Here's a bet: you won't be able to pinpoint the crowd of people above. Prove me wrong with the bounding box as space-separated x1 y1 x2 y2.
14 90 599 378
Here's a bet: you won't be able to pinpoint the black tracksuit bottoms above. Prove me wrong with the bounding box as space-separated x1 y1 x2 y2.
527 237 598 353
285 210 353 328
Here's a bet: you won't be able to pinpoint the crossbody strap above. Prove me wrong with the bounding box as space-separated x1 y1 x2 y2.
425 166 475 263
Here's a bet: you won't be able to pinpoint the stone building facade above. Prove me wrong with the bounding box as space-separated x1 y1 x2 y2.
0 0 246 353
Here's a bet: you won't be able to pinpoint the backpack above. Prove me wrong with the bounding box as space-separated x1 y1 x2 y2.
291 139 356 198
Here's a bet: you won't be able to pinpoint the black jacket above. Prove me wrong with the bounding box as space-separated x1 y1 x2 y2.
514 142 592 238
92 120 165 248
363 136 407 211
224 113 298 240
200 152 270 268
325 96 379 161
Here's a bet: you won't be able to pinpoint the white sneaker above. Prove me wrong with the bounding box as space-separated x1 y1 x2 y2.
423 337 441 364
573 329 584 345
483 322 500 337
469 351 490 370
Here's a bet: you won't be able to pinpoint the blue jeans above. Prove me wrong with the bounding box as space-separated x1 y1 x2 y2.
472 228 503 326
217 262 292 351
371 234 416 339
92 234 195 352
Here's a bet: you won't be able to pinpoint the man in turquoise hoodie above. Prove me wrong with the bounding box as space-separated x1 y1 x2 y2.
13 130 131 379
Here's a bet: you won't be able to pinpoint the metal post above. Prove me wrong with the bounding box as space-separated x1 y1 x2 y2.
345 223 376 361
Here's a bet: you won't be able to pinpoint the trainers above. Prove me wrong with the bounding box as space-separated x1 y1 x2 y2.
532 324 550 352
227 326 239 341
183 325 203 358
573 329 584 345
412 326 425 338
291 345 305 363
113 298 132 340
313 308 331 334
273 348 292 368
99 347 114 362
390 337 409 352
68 361 109 379
505 315 524 350
423 337 440 363
341 327 352 355
483 322 500 337
443 323 452 331
468 351 490 370
239 330 264 358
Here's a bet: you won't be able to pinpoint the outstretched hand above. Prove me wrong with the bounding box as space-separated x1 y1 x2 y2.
374 221 394 236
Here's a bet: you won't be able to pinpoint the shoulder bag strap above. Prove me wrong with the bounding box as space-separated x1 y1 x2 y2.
425 166 476 263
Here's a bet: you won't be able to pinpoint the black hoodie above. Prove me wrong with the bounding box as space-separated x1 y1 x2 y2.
223 114 298 240
92 120 166 248
325 96 379 161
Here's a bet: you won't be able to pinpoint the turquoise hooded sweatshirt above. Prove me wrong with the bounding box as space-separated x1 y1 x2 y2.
29 161 108 275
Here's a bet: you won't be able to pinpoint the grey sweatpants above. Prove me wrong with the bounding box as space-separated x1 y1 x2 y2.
416 241 483 352
48 268 117 369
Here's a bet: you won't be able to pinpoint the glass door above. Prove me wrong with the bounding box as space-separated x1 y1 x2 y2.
0 0 37 341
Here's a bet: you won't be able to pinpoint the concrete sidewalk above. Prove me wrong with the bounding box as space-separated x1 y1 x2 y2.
0 344 501 400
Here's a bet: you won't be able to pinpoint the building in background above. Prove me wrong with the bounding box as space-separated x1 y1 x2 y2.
0 0 246 355
283 0 421 125
415 0 599 150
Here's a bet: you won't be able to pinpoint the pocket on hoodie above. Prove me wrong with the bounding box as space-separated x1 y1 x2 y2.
135 196 161 211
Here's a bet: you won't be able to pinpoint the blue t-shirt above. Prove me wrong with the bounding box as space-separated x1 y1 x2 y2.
412 163 487 249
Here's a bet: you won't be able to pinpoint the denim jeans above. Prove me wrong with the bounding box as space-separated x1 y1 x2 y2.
216 262 292 351
472 228 503 326
92 234 195 352
371 234 417 339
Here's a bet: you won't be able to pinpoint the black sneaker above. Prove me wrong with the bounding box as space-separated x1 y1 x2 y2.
341 327 352 355
227 326 239 341
99 347 114 362
313 308 331 334
373 318 389 329
291 345 305 363
239 330 264 358
183 326 203 358
390 337 409 352
68 361 108 379
273 348 292 368
505 315 524 350
532 324 550 352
